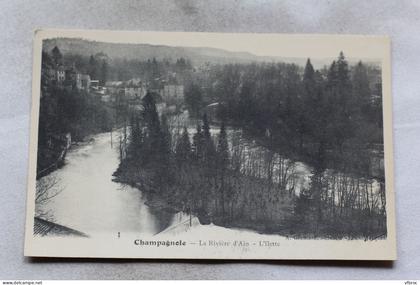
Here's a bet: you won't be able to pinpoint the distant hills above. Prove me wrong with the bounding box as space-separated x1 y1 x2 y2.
43 38 380 69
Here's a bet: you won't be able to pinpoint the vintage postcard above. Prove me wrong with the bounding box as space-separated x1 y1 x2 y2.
24 29 396 260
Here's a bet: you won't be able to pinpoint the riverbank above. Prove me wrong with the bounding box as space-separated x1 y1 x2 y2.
112 161 299 237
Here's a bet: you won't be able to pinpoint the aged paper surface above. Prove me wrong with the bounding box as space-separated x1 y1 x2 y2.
25 29 396 260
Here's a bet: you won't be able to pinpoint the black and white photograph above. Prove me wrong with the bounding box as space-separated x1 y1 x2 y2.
24 29 395 260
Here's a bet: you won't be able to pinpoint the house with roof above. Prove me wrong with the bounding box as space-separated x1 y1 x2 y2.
123 79 147 100
105 81 123 94
161 84 184 105
81 74 91 91
47 65 66 87
64 65 83 90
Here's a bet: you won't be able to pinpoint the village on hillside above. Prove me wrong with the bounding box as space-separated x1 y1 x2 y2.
38 46 190 178
44 49 186 114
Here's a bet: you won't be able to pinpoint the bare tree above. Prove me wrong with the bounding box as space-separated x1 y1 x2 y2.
35 174 63 219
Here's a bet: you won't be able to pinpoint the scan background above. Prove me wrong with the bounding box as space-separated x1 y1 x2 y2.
1 0 419 279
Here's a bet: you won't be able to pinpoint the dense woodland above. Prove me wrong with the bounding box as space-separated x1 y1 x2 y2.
186 53 383 175
115 52 386 239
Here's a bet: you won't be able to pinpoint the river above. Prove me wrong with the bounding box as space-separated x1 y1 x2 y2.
36 130 181 237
